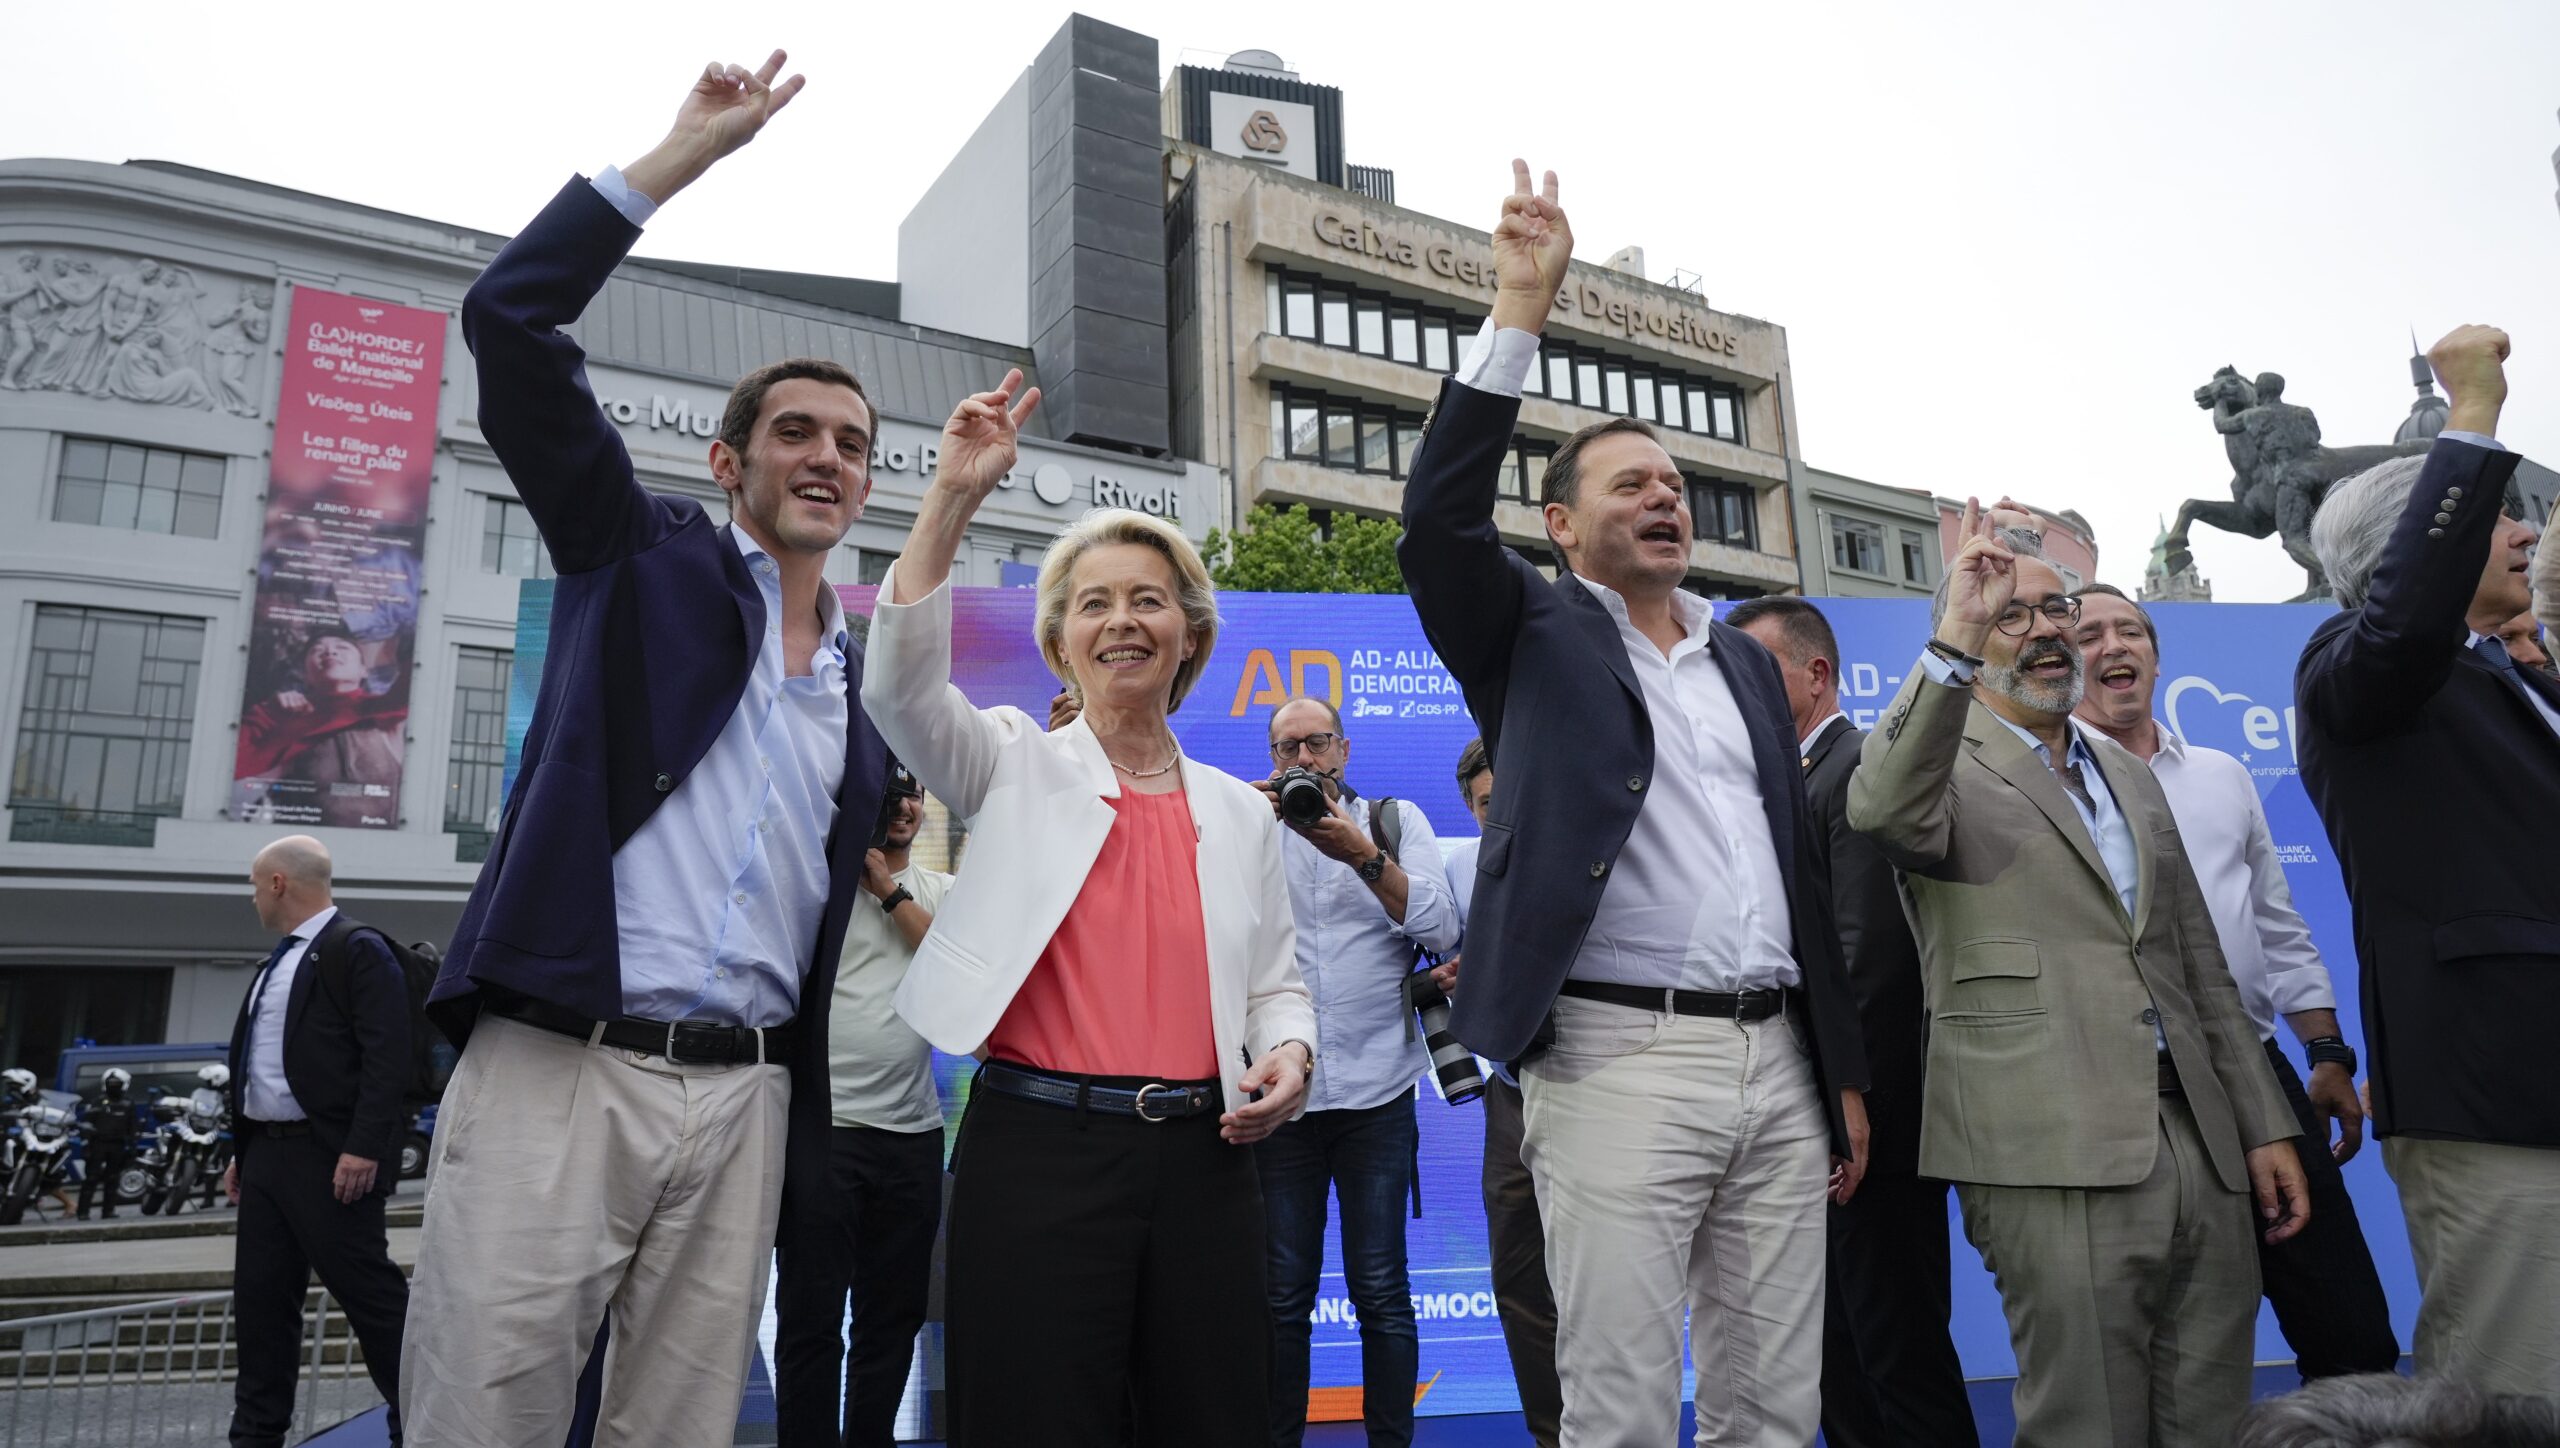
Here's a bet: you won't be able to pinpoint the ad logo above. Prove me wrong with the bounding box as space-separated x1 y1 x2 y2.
1240 110 1290 154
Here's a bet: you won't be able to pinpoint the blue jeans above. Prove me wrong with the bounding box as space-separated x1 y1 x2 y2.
1256 1088 1419 1448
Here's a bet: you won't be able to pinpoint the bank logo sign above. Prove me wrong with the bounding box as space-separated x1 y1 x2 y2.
1209 91 1317 180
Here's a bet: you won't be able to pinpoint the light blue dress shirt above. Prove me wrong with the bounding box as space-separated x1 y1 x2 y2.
1283 795 1463 1112
610 526 849 1027
1987 713 2142 922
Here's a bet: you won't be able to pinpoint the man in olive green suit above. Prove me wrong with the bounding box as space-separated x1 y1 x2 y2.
1846 502 2309 1448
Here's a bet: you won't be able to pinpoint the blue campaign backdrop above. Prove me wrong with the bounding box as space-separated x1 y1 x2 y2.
510 582 2409 1418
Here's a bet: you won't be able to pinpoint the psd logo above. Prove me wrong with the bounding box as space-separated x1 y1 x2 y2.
1240 110 1289 155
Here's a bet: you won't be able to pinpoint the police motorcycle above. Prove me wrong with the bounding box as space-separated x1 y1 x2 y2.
1 1079 84 1225
141 1064 232 1216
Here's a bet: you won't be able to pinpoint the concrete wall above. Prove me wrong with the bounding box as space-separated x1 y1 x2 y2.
897 72 1032 348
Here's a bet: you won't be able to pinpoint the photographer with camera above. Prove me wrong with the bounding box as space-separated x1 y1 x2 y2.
773 761 952 1448
1255 697 1462 1448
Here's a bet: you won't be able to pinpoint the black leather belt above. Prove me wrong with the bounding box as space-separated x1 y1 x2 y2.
2158 1053 2183 1095
1559 979 1795 1021
489 996 792 1067
244 1119 311 1139
978 1061 1221 1121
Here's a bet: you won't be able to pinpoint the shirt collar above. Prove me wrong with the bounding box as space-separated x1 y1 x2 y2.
1577 575 1712 642
2149 720 2188 762
1992 710 2096 767
1801 710 1849 752
730 525 850 656
287 905 339 942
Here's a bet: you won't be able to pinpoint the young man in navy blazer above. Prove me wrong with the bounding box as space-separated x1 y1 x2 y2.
1398 163 1869 1447
401 51 891 1447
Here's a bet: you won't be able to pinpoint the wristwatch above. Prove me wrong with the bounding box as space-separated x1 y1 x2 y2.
2303 1036 2357 1075
879 885 914 914
1356 852 1388 883
1277 1038 1317 1079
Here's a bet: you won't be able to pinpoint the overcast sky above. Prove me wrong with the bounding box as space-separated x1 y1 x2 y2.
15 0 2556 599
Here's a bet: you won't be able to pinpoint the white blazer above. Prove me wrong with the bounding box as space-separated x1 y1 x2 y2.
860 574 1315 1113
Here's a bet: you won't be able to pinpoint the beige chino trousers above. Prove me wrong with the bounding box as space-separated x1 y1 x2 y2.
1521 998 1831 1448
400 1014 790 1448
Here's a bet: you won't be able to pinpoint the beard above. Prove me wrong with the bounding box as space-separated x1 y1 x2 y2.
1983 636 2085 715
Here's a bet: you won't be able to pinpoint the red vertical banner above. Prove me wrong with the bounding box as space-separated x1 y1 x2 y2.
230 287 446 829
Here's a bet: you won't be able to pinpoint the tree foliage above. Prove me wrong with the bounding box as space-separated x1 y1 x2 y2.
1204 504 1408 595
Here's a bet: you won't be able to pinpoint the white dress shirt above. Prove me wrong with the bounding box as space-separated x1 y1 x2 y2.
1568 580 1801 992
243 905 337 1122
611 527 849 1026
1282 795 1462 1112
2146 728 2334 1039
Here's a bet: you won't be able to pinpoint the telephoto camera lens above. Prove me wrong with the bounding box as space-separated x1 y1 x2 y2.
1275 767 1331 828
1406 970 1487 1105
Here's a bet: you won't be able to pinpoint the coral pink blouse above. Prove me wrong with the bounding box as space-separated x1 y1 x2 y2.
984 787 1220 1079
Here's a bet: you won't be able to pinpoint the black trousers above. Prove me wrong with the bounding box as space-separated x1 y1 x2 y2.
1817 1170 1980 1448
1478 1077 1562 1448
2258 1039 2401 1380
76 1138 133 1218
773 1122 946 1448
228 1131 409 1448
944 1074 1268 1448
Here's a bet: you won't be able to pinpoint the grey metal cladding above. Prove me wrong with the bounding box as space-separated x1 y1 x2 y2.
567 273 1049 437
1067 13 1157 89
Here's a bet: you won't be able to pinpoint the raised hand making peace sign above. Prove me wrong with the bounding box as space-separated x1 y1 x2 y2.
624 49 809 205
935 368 1044 501
1937 496 2021 656
1489 159 1574 336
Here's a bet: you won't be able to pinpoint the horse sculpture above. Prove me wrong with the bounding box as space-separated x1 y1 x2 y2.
2163 366 2425 601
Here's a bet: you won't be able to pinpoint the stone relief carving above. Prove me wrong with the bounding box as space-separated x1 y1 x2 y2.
0 249 271 416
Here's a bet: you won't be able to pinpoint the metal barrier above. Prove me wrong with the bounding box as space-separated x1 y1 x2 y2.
0 1287 384 1445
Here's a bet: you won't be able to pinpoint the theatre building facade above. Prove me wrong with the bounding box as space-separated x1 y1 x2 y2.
0 157 1214 1074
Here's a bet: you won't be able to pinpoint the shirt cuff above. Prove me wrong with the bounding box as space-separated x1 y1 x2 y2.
1917 647 1977 688
590 166 659 228
2266 968 2339 1017
1455 319 1540 399
2439 429 2504 452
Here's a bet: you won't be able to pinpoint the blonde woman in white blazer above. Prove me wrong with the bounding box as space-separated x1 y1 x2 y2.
862 370 1315 1448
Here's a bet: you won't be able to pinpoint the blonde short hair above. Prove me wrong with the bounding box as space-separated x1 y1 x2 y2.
1034 509 1222 711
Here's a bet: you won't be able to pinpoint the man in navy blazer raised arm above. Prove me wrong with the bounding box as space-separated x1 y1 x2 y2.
1397 162 1869 1448
401 51 891 1448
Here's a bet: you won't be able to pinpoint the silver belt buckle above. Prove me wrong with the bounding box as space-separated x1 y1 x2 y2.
1132 1083 1177 1122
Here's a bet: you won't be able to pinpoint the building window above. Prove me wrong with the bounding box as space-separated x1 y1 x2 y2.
53 439 225 539
1692 480 1757 551
1832 516 1887 575
1262 266 1748 443
10 606 204 846
482 497 555 580
445 647 512 863
1272 386 1433 480
1901 529 1933 585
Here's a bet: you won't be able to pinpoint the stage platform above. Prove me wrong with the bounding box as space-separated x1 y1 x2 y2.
310 1361 2338 1446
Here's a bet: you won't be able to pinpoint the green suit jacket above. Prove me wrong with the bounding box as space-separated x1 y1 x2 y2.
1846 663 2292 1191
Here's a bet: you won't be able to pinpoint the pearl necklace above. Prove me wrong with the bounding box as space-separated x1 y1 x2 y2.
1112 750 1180 779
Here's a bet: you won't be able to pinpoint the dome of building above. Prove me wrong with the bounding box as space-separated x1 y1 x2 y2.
2396 343 2449 446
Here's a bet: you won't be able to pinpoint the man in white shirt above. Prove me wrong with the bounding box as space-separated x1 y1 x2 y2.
224 835 413 1448
1397 162 1871 1448
2070 583 2400 1381
773 764 952 1448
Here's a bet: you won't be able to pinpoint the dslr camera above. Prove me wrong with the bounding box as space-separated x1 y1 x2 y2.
1406 968 1487 1105
1273 766 1332 828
